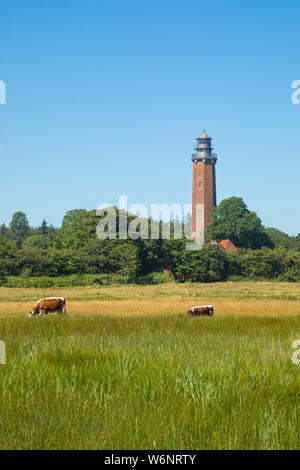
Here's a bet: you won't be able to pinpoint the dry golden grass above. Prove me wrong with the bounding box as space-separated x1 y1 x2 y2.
68 298 300 317
0 280 300 301
0 281 299 318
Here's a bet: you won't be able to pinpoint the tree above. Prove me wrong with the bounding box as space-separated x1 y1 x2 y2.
22 219 57 249
206 197 274 249
0 224 10 238
0 236 19 275
226 251 243 277
17 248 51 277
38 219 49 236
265 227 299 251
22 234 50 250
9 212 30 248
0 272 6 286
174 245 229 282
241 248 282 279
53 209 97 250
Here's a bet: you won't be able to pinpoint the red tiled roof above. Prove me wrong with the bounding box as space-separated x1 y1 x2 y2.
219 239 238 251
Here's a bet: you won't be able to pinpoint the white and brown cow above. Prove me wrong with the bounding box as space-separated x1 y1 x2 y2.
29 297 66 317
187 305 214 316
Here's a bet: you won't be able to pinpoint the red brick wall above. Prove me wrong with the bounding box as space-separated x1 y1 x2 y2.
192 160 216 240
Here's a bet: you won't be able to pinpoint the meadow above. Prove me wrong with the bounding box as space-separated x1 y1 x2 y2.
0 282 299 449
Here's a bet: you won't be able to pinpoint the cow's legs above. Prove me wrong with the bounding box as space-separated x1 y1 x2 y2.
38 309 47 316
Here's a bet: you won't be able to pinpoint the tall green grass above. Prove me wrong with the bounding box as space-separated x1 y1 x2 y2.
0 314 299 449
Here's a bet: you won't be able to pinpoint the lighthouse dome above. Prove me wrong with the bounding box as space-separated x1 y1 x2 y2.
198 130 211 140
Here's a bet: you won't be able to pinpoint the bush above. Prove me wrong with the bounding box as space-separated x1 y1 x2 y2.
136 272 172 285
227 275 246 282
174 245 229 282
0 273 6 286
277 268 300 282
227 251 243 276
3 274 104 288
240 248 282 279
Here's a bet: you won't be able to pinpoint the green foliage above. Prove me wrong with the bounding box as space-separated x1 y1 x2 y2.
226 251 243 276
0 203 299 284
206 197 273 249
135 271 173 285
38 219 48 236
240 248 282 279
277 268 300 282
53 209 97 250
3 272 171 288
0 223 10 238
9 211 30 248
174 245 229 282
264 227 300 251
17 248 52 277
0 273 6 286
22 234 51 250
0 236 18 276
4 274 105 288
226 247 300 281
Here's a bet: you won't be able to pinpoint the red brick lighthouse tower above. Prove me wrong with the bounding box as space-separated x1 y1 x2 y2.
191 130 217 242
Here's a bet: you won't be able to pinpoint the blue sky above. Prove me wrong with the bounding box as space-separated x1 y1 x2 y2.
0 0 299 234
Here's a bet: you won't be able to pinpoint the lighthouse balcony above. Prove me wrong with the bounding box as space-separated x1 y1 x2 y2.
191 154 217 163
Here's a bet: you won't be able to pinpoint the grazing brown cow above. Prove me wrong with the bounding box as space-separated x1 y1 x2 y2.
29 297 66 317
187 305 214 316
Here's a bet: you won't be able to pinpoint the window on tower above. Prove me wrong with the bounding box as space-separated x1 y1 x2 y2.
198 182 202 189
198 171 202 178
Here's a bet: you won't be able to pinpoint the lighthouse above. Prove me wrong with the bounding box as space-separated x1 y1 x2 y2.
191 130 217 242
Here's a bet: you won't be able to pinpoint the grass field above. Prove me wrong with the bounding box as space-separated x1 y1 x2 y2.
0 282 299 449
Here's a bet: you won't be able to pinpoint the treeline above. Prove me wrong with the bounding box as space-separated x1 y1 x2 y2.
0 198 299 286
